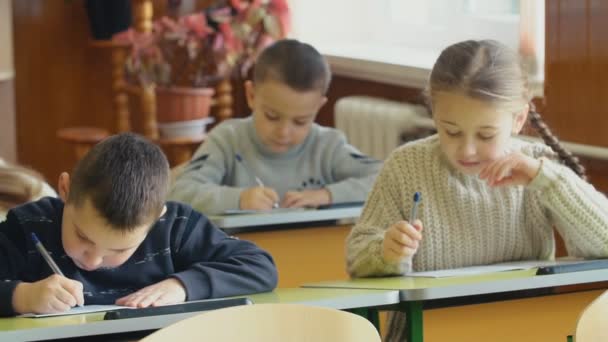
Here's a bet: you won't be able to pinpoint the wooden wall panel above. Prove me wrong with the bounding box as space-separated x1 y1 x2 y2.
13 0 114 184
545 0 608 147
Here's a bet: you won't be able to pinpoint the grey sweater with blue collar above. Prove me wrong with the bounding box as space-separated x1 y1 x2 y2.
168 117 382 215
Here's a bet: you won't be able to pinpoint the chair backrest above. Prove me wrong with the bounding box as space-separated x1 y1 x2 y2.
140 303 381 342
575 290 608 342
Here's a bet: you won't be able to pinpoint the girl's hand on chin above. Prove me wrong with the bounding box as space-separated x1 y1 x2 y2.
479 152 541 187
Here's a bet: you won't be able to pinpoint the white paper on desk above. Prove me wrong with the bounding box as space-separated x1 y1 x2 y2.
407 258 584 278
222 207 307 215
20 304 133 318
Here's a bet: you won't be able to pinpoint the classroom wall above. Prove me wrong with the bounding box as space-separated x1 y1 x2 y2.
0 0 16 162
11 1 608 192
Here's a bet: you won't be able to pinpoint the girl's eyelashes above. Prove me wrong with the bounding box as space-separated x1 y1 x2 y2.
294 119 309 126
443 128 496 141
478 134 496 141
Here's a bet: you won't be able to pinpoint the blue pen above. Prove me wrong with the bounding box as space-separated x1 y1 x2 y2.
410 192 422 222
235 153 279 209
31 233 83 307
31 233 64 276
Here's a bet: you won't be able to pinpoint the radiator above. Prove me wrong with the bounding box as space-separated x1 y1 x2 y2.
334 96 435 160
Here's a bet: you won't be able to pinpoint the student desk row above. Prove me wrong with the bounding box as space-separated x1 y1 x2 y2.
0 288 398 341
304 268 608 342
2 267 607 341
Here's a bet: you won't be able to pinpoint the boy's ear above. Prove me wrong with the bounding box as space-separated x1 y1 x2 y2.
244 80 255 110
57 172 71 202
319 96 328 108
512 104 529 135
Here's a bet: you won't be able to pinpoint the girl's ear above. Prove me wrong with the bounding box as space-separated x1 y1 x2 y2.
512 104 529 134
57 172 71 202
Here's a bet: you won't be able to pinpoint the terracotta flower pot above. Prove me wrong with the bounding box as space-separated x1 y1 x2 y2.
155 86 215 123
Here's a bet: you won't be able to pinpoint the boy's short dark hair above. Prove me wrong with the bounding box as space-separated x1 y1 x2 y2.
68 133 169 231
253 39 332 94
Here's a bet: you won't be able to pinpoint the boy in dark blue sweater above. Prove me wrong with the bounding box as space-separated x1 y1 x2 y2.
0 133 277 316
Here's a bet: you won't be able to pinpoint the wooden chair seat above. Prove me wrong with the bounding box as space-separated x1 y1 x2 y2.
574 290 608 341
140 303 381 342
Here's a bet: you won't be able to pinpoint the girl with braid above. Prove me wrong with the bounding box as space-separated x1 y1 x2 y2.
346 40 608 341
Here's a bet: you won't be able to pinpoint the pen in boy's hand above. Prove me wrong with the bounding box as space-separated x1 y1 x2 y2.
236 153 279 209
410 192 422 224
255 177 279 209
31 233 83 307
31 233 64 276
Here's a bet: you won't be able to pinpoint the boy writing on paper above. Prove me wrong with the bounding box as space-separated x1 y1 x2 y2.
0 133 277 316
168 39 382 215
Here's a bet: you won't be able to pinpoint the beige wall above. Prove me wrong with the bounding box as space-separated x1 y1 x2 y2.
0 0 16 162
0 0 13 74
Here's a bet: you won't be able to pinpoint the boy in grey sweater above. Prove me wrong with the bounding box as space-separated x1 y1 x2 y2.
169 39 382 215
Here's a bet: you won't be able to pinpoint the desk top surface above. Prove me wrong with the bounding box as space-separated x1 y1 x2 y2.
210 206 362 230
303 268 608 301
0 288 398 341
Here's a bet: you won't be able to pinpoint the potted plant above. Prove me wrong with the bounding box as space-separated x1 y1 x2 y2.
113 0 290 139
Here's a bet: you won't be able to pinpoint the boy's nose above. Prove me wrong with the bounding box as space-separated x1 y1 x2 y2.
82 251 103 270
275 122 290 138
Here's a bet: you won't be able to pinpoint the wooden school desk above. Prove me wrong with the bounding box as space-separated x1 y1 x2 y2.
0 288 398 341
210 205 363 288
304 268 608 342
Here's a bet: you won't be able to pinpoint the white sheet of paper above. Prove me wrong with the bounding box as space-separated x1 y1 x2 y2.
222 207 307 215
407 258 584 278
20 304 133 318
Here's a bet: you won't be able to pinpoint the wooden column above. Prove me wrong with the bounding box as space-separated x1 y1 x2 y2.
215 79 234 123
131 0 158 140
140 85 159 140
112 45 131 132
132 0 153 33
90 39 132 133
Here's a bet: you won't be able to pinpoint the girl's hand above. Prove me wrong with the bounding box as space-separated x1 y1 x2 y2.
382 220 423 263
281 189 331 208
115 278 186 308
479 152 541 187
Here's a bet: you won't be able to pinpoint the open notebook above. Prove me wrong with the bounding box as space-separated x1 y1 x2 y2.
20 304 131 318
20 297 253 319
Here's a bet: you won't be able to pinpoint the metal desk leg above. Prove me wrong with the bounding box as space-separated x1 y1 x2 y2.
406 301 423 342
347 308 381 332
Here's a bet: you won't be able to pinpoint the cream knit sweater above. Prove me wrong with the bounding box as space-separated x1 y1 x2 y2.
346 135 608 341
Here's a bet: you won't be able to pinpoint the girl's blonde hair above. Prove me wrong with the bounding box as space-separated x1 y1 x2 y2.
0 163 45 211
426 39 585 178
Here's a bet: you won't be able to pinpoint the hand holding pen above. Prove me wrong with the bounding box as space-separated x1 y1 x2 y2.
382 192 424 263
236 153 280 210
12 233 85 314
